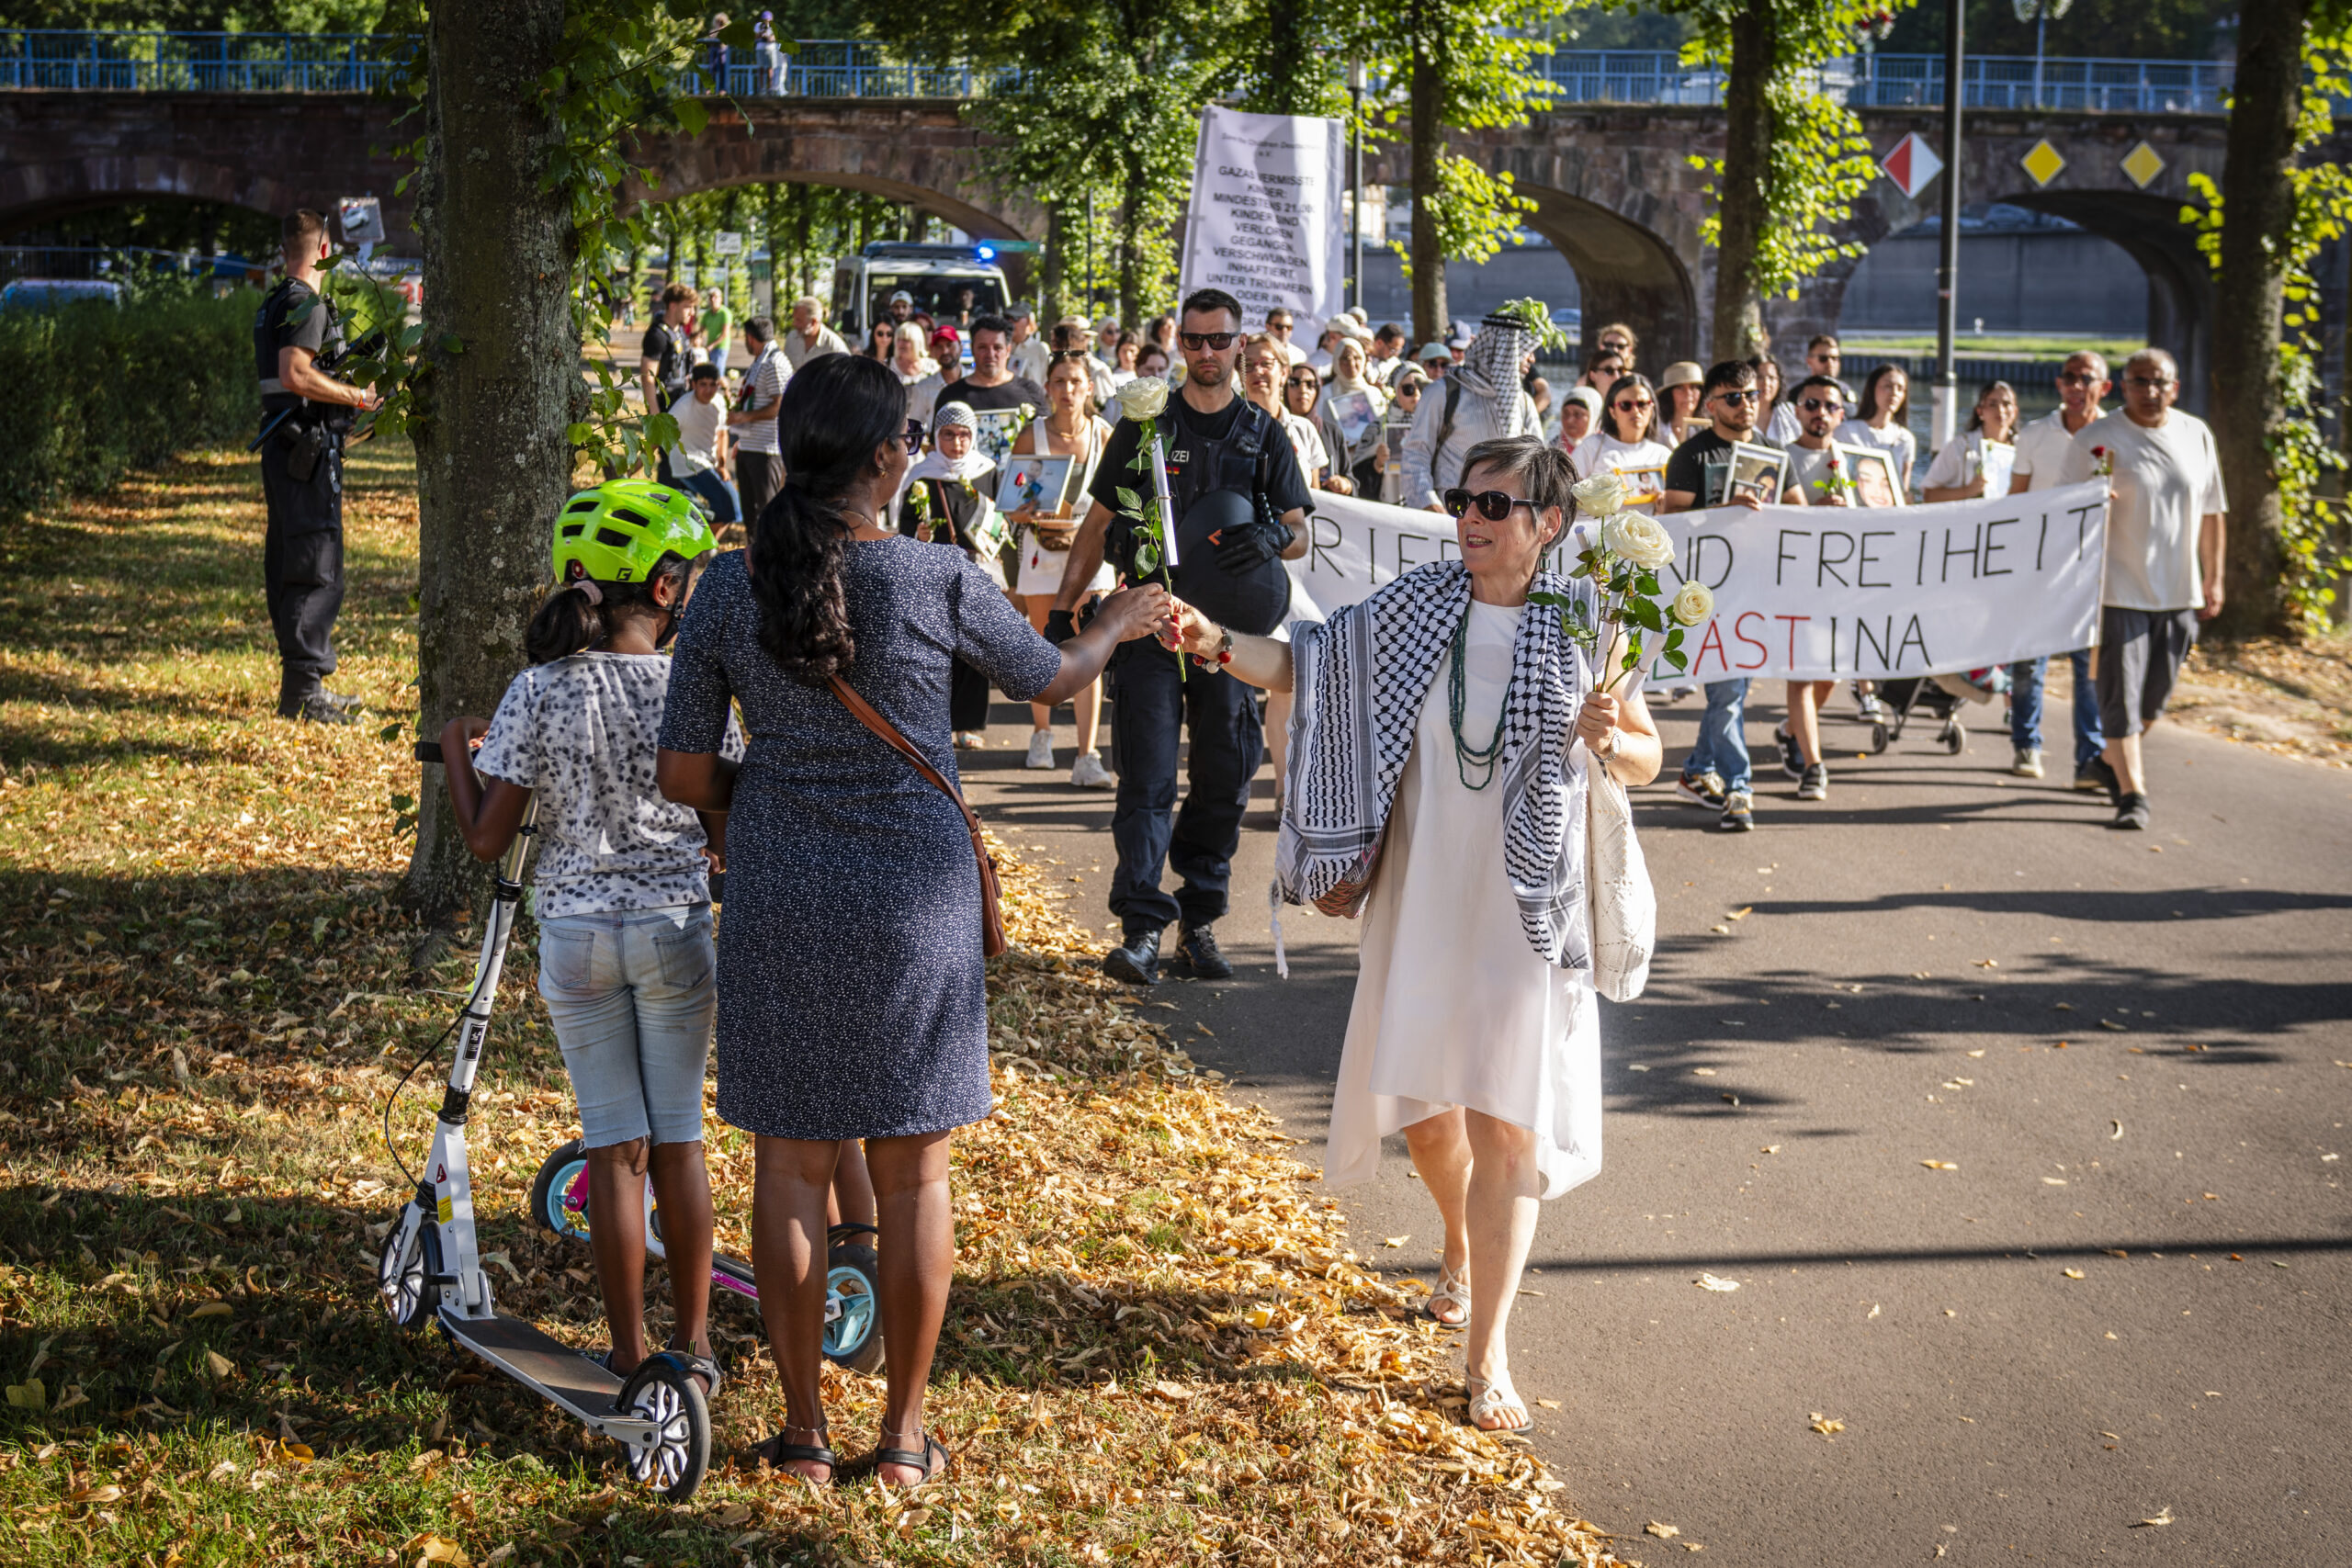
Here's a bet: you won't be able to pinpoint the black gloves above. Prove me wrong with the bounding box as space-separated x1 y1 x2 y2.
1214 517 1289 575
1044 608 1079 645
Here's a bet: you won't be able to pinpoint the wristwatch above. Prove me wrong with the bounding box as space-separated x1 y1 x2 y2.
1592 726 1622 761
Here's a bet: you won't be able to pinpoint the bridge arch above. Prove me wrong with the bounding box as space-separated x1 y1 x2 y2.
0 154 294 235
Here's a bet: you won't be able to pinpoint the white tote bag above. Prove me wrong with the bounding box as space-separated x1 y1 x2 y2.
1582 739 1656 1002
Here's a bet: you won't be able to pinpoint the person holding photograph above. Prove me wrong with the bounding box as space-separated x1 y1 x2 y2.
898 404 1007 748
1571 374 1673 510
1324 336 1392 497
1660 360 1779 832
1008 350 1116 786
1921 380 2019 502
1840 365 1918 496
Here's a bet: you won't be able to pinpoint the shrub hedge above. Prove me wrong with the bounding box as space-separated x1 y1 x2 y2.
0 288 262 520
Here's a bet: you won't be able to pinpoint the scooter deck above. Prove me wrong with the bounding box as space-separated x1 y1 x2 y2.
442 1313 630 1424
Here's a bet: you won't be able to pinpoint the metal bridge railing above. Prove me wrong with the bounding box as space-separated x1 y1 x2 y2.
0 31 2227 115
1532 51 2234 115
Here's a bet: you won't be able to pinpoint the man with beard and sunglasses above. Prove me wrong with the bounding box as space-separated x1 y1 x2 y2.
1398 311 1544 513
1048 288 1314 986
1659 361 1782 831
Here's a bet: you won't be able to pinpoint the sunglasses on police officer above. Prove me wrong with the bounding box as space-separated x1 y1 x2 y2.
1179 332 1238 350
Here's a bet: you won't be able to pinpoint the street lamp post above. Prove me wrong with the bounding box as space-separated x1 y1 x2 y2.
1350 58 1366 313
1933 0 1964 454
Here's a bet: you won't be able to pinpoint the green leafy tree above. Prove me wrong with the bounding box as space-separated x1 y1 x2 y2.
2184 0 2352 638
1656 0 1912 361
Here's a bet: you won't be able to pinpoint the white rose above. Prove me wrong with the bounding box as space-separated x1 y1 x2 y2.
1670 581 1715 626
1570 470 1626 519
1114 376 1170 423
1602 512 1676 570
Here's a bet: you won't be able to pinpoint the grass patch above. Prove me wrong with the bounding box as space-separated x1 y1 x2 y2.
0 446 1619 1565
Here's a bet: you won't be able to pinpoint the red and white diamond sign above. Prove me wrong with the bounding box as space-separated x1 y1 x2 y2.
1880 132 1944 200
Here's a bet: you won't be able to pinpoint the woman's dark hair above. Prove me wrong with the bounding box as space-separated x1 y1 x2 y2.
750 353 905 683
1600 372 1657 442
1967 378 2016 433
1746 355 1782 403
526 552 697 665
1859 364 1910 424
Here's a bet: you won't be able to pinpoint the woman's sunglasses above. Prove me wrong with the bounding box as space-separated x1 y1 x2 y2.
1179 331 1238 350
1612 397 1655 412
1442 488 1540 522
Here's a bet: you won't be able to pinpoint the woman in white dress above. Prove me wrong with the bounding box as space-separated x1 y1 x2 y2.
1572 373 1676 511
1005 351 1116 786
1920 380 2018 502
1164 434 1663 1432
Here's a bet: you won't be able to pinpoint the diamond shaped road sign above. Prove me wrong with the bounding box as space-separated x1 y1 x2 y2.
1879 132 1944 201
2120 141 2167 189
2020 139 2067 188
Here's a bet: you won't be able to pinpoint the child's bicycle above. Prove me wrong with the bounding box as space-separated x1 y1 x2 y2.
525 1141 886 1373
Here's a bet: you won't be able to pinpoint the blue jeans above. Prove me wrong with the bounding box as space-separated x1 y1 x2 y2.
537 905 715 1149
2008 651 2101 770
1681 679 1752 795
1106 641 1264 937
673 468 739 525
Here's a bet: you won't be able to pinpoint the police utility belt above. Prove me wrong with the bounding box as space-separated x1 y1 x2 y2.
258 383 352 483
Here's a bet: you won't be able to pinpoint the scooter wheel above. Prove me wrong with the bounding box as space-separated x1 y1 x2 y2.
528 1139 593 1243
378 1208 441 1331
1944 718 1967 755
822 1239 886 1374
616 1356 710 1503
1869 721 1890 755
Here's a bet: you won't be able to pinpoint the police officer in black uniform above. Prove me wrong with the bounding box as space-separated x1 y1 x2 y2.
255 208 378 725
1051 288 1313 986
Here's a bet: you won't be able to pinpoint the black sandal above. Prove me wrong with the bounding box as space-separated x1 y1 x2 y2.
745 1424 834 1483
649 1345 726 1404
867 1432 950 1486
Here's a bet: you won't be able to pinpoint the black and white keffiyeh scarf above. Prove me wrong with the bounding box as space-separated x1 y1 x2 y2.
1275 559 1595 971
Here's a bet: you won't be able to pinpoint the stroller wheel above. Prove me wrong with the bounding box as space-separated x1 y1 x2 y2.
1869 721 1890 755
616 1356 711 1503
1943 718 1967 754
528 1138 594 1242
822 1235 887 1373
378 1207 442 1331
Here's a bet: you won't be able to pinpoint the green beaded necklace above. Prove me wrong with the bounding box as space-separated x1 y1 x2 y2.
1447 611 1509 790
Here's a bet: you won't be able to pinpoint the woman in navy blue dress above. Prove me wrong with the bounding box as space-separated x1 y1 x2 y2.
657 354 1168 1487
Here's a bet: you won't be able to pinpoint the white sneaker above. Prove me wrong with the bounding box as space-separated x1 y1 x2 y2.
1023 730 1057 770
1070 751 1114 789
2011 746 2044 779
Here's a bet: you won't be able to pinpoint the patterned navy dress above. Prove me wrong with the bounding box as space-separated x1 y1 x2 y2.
659 544 1062 1140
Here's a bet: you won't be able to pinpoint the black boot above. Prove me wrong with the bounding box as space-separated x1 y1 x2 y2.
1175 924 1233 980
1102 929 1163 987
279 674 355 726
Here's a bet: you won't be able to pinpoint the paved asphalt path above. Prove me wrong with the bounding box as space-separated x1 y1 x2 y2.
963 686 2352 1566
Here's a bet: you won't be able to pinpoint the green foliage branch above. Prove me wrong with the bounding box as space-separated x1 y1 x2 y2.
2182 21 2352 635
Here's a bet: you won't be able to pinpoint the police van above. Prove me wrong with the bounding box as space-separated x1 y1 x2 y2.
831 242 1012 346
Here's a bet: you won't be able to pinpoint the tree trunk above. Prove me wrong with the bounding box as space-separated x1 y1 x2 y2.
1408 3 1446 347
1709 0 1775 363
2209 0 2306 637
403 0 576 925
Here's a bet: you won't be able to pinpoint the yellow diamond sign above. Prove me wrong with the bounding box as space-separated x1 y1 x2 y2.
2019 139 2066 188
2120 141 2166 188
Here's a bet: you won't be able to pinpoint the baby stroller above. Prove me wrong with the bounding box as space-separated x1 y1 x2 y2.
1864 665 2009 756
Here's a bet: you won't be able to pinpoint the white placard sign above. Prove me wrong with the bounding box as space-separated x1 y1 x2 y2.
1179 105 1348 332
1284 482 2109 681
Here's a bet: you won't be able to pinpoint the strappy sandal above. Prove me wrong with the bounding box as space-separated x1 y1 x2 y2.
1426 1265 1470 1327
745 1423 834 1484
1466 1371 1529 1433
650 1345 726 1404
863 1430 951 1487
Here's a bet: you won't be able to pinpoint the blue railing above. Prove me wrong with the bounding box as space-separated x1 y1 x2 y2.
1532 51 2233 114
0 31 2228 114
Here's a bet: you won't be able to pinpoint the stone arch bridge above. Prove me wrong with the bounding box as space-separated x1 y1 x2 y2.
0 87 2298 403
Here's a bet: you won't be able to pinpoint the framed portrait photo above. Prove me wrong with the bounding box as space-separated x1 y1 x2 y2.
997 452 1078 517
1726 440 1788 507
970 408 1026 468
1328 388 1379 447
1839 443 1901 509
1614 464 1667 508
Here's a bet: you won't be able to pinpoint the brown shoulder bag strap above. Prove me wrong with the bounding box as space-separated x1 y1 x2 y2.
827 675 1006 957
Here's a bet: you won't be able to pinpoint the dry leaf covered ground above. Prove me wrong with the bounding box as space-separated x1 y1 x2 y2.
0 447 1619 1566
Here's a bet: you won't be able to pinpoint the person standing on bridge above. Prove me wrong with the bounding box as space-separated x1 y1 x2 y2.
1161 434 1662 1433
254 208 379 726
2059 347 2225 833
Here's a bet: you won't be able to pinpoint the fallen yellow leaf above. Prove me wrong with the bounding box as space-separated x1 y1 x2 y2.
1921 1160 1959 1170
1809 1413 1845 1438
190 1301 232 1319
2064 1268 2086 1280
1695 1273 1741 1293
1645 1521 1681 1540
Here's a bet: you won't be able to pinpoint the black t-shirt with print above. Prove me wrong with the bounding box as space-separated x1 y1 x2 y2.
642 321 689 398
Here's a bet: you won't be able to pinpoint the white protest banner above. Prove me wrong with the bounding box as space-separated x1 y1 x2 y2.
1179 106 1348 331
1284 483 2109 682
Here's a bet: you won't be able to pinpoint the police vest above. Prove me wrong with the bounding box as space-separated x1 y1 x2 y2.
1151 399 1293 637
253 279 344 413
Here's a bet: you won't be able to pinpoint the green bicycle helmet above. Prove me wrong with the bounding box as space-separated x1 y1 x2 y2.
552 479 718 586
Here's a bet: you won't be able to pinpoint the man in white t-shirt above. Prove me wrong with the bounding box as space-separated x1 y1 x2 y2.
727 314 789 527
1007 302 1051 385
662 361 737 525
2058 347 2225 832
780 296 848 371
2005 350 2111 787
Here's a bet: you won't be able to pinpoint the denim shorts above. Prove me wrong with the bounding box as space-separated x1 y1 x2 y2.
536 905 715 1149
